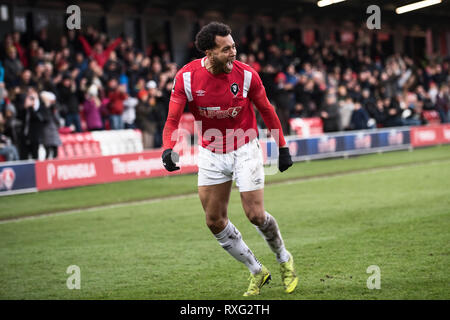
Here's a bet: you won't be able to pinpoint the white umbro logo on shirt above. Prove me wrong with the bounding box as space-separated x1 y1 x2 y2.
196 90 206 97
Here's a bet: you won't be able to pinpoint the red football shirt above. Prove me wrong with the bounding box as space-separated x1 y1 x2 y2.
163 57 286 153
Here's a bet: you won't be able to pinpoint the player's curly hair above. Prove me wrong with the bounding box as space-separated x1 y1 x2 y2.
195 22 232 53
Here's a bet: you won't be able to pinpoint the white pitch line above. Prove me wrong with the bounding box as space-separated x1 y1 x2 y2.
0 193 198 225
1 158 449 225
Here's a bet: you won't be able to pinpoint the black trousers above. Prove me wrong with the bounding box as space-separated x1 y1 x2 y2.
19 141 39 160
45 145 58 159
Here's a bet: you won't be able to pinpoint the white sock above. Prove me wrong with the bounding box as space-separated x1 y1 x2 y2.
254 212 290 263
214 220 262 274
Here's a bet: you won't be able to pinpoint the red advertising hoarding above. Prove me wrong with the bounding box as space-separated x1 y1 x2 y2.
35 148 198 191
289 117 323 137
410 125 450 147
441 124 450 144
29 124 450 192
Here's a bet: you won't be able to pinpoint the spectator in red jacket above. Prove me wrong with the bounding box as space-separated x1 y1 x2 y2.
106 78 127 130
78 34 122 69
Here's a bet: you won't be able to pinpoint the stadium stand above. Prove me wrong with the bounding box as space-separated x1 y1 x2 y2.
0 1 449 162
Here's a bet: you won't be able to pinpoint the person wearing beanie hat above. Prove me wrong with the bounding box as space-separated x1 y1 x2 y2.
40 91 62 159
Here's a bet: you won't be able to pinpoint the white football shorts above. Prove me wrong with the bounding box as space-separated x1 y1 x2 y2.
197 138 265 192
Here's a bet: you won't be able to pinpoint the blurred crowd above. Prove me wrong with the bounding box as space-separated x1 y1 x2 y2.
0 27 174 161
219 30 450 136
1 25 450 162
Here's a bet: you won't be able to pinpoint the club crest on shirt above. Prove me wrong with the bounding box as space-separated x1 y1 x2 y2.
230 83 239 97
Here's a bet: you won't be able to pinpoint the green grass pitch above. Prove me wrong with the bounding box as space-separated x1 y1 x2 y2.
0 145 449 299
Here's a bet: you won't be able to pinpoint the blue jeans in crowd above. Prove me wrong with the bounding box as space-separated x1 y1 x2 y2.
402 118 422 126
65 113 82 132
109 115 124 130
0 145 20 162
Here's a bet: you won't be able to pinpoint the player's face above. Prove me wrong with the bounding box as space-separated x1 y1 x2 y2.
209 34 236 73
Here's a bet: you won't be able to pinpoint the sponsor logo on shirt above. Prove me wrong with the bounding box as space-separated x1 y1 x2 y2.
198 106 243 119
195 90 206 97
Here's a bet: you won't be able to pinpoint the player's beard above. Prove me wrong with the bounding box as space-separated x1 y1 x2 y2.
211 55 235 74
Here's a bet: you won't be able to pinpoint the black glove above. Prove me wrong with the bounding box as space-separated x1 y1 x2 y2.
162 149 180 172
278 147 293 172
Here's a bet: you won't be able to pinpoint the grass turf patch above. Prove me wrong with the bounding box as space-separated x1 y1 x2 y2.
0 158 448 299
1 144 450 220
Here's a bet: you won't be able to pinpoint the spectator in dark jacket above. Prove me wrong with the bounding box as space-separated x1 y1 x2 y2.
104 53 123 82
12 70 36 99
260 64 277 102
383 96 403 127
295 76 318 117
366 99 387 128
273 72 292 135
17 87 45 159
135 80 165 148
350 101 369 130
320 94 341 132
57 74 83 132
3 46 23 88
